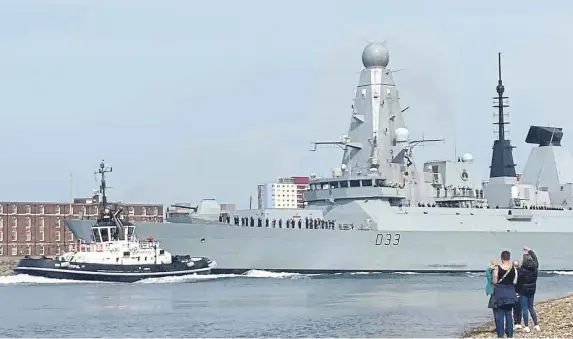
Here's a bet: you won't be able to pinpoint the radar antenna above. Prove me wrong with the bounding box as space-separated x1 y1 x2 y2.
95 160 113 207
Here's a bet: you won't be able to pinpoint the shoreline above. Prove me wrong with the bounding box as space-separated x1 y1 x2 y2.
461 294 573 338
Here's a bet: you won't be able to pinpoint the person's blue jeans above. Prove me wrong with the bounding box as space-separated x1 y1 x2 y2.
494 307 514 338
512 297 522 325
520 294 538 327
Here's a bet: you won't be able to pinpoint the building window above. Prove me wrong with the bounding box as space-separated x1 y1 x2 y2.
56 218 61 228
11 231 17 242
39 205 44 214
26 217 31 229
11 204 17 214
0 246 3 256
55 231 61 242
25 205 31 214
55 205 60 215
0 205 3 214
56 247 61 255
38 230 44 242
128 207 134 215
153 207 158 215
68 244 75 252
142 207 147 216
11 217 17 228
0 231 3 241
39 246 44 255
94 206 98 215
25 231 31 242
39 217 44 227
68 232 74 241
11 247 17 256
25 246 31 255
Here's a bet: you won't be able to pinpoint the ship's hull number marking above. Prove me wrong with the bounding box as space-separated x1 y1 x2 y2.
375 233 400 246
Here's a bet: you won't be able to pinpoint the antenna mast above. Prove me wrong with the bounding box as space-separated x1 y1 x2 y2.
95 160 113 207
489 52 516 178
494 52 507 142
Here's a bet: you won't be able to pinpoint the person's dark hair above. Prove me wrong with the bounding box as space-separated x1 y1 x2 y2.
500 250 511 261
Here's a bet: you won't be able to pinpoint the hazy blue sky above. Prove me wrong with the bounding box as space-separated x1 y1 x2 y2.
1 0 572 208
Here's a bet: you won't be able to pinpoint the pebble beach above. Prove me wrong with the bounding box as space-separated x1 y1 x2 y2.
461 295 573 338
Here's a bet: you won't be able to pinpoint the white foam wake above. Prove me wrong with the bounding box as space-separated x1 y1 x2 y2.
0 274 105 285
243 269 306 279
550 271 573 276
0 269 310 285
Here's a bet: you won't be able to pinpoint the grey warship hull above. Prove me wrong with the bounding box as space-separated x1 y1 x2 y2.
67 208 573 274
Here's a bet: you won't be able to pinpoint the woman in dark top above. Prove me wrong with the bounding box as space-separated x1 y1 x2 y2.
492 250 519 338
516 246 540 333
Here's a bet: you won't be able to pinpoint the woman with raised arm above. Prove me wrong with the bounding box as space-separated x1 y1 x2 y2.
492 250 519 338
516 245 540 333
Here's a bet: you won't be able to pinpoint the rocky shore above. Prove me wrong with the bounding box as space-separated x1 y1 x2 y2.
461 295 573 338
0 258 17 276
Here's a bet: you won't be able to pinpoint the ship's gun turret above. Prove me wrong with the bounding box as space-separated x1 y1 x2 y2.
525 126 563 147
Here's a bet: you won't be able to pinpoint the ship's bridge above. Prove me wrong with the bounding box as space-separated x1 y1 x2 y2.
304 174 408 206
91 224 136 243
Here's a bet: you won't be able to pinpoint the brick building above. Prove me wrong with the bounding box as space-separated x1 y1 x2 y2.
0 198 163 258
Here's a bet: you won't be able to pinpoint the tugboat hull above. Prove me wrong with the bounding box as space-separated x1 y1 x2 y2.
14 256 216 283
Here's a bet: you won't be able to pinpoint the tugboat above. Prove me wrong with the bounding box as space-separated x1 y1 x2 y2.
14 160 217 283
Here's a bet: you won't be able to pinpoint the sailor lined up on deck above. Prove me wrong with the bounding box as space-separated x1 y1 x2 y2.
227 215 337 229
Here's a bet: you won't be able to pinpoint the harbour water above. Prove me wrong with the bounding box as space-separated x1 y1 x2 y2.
0 271 572 337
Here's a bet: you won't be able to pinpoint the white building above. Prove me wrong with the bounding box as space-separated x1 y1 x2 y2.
257 180 298 209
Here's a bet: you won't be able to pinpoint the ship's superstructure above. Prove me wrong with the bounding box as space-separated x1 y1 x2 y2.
67 43 573 273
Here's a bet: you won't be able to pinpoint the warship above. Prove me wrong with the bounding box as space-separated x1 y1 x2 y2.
15 161 216 282
67 42 573 273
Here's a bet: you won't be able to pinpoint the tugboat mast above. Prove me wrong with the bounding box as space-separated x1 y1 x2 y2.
95 160 113 207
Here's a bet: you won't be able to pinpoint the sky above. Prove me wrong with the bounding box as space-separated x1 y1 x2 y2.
1 0 573 208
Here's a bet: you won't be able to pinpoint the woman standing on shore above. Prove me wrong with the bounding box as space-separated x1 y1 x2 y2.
516 245 540 333
486 260 497 322
492 250 519 338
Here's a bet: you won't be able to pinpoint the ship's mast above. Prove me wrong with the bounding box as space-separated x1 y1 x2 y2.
496 53 506 142
95 160 113 207
489 52 517 178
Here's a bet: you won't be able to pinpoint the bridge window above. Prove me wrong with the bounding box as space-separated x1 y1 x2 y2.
361 179 373 187
101 228 110 242
374 179 385 187
349 180 360 187
340 181 349 188
329 181 339 189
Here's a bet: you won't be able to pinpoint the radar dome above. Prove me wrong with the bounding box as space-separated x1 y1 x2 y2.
394 127 409 143
361 42 390 68
461 153 474 163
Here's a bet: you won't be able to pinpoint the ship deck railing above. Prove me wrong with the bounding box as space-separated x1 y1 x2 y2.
74 239 162 252
137 241 162 249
